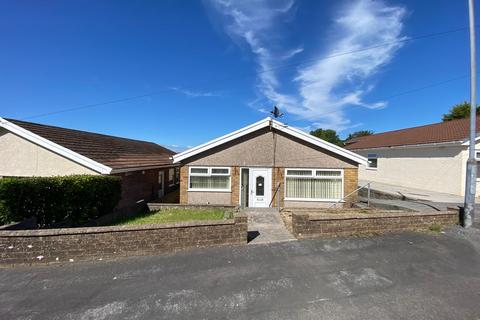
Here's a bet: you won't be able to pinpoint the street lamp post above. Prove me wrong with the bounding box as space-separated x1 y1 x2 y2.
463 0 477 228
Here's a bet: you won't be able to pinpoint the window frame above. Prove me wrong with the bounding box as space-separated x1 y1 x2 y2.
366 154 378 170
168 168 175 187
188 166 231 192
284 168 344 202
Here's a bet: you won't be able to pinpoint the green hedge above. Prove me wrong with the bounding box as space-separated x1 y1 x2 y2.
0 175 122 228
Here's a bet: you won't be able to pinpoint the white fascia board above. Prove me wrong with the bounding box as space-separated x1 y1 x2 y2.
173 117 272 163
0 117 112 174
173 117 368 166
270 120 368 165
461 136 480 146
352 140 464 151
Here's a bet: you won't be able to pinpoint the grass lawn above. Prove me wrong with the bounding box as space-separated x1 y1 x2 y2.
114 208 232 226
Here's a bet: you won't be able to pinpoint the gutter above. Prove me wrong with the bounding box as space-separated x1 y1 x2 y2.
110 164 180 174
349 140 465 152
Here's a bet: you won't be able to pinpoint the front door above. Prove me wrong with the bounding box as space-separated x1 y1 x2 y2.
248 168 272 208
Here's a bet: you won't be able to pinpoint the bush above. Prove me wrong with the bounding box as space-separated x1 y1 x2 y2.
0 175 122 228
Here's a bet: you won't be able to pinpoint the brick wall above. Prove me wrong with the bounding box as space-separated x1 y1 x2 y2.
289 208 458 238
343 168 358 204
0 213 247 266
230 166 240 205
177 166 359 207
179 165 188 204
272 167 285 208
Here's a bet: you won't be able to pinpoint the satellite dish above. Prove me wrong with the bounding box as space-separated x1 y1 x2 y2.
270 106 284 118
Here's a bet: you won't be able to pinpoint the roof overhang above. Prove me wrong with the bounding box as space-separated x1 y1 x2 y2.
0 117 112 174
461 135 480 146
110 163 180 174
173 117 368 165
349 140 465 152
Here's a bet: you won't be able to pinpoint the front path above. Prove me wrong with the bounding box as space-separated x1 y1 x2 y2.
244 208 296 244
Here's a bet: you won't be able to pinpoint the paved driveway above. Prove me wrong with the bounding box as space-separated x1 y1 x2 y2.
2 227 480 320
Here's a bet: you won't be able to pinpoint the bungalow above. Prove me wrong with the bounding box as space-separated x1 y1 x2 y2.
0 117 179 211
173 118 367 208
345 117 480 197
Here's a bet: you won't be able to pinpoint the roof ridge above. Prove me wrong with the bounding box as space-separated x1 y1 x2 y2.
5 118 171 150
354 116 479 140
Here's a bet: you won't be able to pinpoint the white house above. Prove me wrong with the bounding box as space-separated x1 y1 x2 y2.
345 117 480 197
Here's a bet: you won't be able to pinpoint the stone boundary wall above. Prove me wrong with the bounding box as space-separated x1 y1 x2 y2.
147 203 237 211
287 208 458 239
0 213 247 266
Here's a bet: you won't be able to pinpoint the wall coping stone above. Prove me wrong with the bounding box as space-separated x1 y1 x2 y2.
288 208 458 222
148 202 238 210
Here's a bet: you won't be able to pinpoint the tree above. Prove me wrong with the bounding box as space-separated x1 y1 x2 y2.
442 101 480 121
345 130 374 142
310 128 344 146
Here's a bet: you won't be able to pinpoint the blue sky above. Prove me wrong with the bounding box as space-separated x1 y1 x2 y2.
0 0 476 150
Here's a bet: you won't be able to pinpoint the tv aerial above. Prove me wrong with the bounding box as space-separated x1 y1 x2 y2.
270 105 284 119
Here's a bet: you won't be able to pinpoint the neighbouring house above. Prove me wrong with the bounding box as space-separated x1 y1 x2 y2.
345 117 480 197
0 117 179 211
172 118 367 208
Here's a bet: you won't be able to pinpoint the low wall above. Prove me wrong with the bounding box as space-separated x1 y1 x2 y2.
0 213 247 266
148 202 237 211
287 208 458 239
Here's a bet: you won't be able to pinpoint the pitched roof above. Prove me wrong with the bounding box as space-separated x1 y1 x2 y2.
1 117 175 174
345 117 480 150
173 117 367 165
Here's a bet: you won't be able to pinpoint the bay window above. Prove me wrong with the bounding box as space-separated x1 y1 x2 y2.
285 169 343 201
189 167 231 191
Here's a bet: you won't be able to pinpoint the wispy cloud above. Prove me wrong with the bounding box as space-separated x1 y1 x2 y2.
206 0 406 131
169 87 222 98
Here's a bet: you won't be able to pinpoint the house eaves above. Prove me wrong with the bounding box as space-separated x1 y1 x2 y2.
0 117 112 174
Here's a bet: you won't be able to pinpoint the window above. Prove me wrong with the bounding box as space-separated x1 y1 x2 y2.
174 167 180 184
256 176 265 196
367 154 378 169
189 167 231 191
476 151 480 179
168 169 175 186
285 169 343 201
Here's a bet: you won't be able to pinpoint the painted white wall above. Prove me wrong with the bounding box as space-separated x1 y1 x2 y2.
460 142 480 197
356 145 465 196
0 129 98 177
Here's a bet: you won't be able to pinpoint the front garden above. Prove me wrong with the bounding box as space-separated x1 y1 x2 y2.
114 208 234 225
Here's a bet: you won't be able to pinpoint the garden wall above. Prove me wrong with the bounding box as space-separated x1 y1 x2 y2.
286 208 458 239
0 213 247 266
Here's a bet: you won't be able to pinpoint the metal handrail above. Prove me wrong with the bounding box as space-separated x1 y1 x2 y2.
329 182 371 208
269 183 282 208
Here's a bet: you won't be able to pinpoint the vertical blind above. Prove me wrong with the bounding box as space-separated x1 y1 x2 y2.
189 167 230 190
285 169 342 200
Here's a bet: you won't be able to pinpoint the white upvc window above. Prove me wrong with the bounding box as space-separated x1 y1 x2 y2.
367 154 378 169
188 167 231 192
284 168 343 201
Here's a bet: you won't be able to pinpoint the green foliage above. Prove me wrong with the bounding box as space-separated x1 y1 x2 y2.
0 175 121 228
428 224 442 233
345 130 374 142
310 128 344 146
114 208 230 225
442 101 480 121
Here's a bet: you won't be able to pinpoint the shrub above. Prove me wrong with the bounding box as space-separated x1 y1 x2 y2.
0 175 122 228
